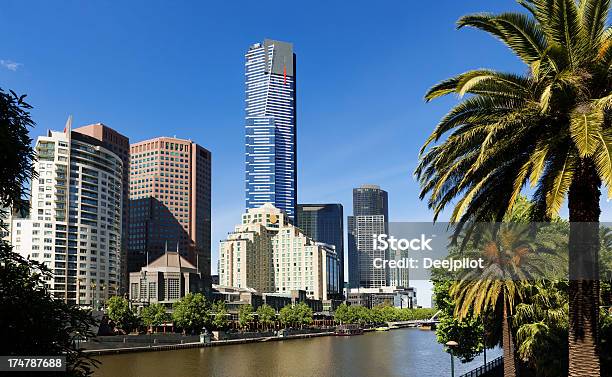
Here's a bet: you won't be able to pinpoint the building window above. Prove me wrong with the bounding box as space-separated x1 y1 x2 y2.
148 282 156 299
139 278 147 299
167 278 180 300
131 283 138 299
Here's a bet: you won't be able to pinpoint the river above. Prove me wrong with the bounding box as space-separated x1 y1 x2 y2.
94 328 501 377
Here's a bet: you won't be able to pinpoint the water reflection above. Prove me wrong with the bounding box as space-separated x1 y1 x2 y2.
95 329 501 377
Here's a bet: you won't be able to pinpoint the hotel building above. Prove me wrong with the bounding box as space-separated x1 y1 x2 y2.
219 204 339 300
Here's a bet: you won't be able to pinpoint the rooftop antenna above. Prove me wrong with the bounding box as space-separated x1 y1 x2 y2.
63 115 72 134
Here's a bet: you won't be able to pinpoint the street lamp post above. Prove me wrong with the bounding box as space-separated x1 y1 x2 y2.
446 340 458 377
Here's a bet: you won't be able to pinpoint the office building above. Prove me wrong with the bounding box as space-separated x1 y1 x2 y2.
297 204 345 289
73 123 129 294
128 137 211 293
9 119 123 306
245 39 297 221
348 185 389 288
218 203 339 300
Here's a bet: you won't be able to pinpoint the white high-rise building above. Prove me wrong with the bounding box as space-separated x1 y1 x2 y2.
9 119 123 306
219 203 340 300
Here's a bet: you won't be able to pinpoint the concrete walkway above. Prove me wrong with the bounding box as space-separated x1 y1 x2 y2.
84 332 335 355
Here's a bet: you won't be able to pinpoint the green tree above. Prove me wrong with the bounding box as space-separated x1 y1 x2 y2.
211 301 229 329
334 303 350 324
106 296 138 332
141 303 167 332
238 304 254 330
370 305 385 324
514 281 569 376
279 304 297 327
294 302 314 327
256 304 276 330
433 280 486 363
0 242 99 376
380 305 399 322
0 88 35 219
172 293 209 333
348 305 371 325
416 1 612 374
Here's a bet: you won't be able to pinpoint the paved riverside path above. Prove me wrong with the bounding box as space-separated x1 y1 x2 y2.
84 332 335 355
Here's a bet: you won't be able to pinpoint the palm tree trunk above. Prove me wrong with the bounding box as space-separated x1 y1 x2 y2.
568 159 601 377
502 299 517 377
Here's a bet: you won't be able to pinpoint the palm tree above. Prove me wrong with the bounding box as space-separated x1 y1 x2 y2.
451 224 550 376
416 1 612 374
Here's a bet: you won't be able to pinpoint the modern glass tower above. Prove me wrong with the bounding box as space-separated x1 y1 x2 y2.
297 204 344 292
348 185 389 288
245 39 297 221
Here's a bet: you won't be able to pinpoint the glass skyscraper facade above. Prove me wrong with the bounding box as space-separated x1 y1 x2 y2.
296 204 345 292
348 185 389 288
245 39 297 221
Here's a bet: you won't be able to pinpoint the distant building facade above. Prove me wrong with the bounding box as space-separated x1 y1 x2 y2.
129 249 207 307
245 39 297 221
347 287 417 309
388 248 410 288
218 204 340 300
212 286 328 314
296 204 345 291
348 185 389 288
9 121 123 306
127 137 211 293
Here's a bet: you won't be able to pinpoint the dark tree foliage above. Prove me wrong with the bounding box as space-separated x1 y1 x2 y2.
0 88 35 216
0 242 99 376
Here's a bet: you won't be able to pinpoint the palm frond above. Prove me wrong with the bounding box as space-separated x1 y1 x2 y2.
580 0 611 43
569 104 604 157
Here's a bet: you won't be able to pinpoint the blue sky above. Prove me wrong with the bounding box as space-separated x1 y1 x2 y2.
2 0 610 306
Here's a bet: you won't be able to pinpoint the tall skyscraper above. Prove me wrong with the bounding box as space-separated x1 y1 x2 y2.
244 39 297 221
297 204 345 291
9 120 123 306
73 123 129 294
127 137 211 291
219 204 339 300
348 185 389 288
